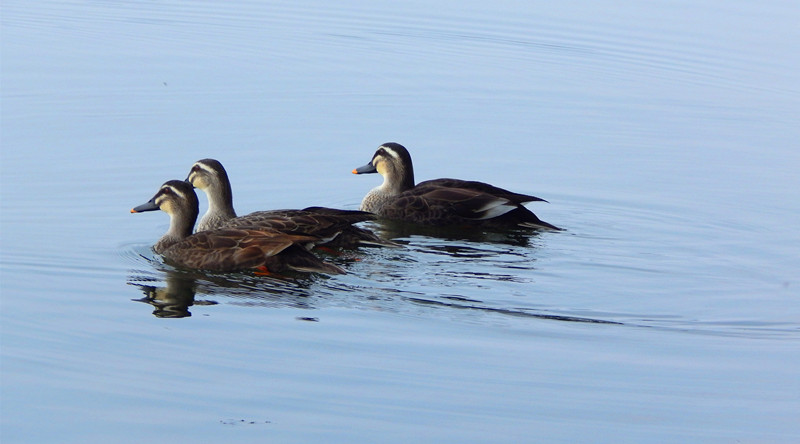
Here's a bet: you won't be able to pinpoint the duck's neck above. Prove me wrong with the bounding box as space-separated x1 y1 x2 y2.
360 166 415 213
155 210 195 254
197 183 237 231
382 163 415 194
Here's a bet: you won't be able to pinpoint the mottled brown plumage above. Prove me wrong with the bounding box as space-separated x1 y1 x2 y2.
353 143 560 230
186 158 395 247
131 180 345 274
159 227 335 273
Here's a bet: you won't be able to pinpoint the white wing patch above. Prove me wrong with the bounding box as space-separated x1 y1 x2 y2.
473 199 516 219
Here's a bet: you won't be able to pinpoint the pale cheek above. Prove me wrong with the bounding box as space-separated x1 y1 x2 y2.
159 200 173 214
193 176 209 189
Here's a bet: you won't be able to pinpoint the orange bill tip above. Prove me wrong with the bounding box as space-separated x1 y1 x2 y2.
351 169 358 174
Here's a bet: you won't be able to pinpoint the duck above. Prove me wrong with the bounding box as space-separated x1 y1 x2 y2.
352 142 560 230
131 180 345 274
186 158 395 248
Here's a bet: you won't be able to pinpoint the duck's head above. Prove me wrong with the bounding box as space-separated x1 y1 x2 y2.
185 159 236 228
352 142 415 192
186 159 231 193
131 180 199 226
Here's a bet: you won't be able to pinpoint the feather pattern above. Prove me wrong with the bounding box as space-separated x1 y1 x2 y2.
187 159 396 248
131 180 345 274
353 143 560 230
160 228 344 274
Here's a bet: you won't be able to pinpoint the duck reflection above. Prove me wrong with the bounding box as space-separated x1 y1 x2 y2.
128 263 324 318
370 219 545 247
130 271 206 318
125 244 619 326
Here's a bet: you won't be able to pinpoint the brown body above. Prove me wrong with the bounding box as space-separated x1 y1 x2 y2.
187 158 394 247
131 180 345 274
353 143 560 230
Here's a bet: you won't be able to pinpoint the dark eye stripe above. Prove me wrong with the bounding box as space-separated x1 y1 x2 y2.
160 185 188 199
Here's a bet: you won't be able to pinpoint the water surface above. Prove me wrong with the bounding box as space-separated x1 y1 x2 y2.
2 1 799 443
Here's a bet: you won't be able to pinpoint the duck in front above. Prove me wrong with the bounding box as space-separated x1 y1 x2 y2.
352 142 560 230
131 180 345 274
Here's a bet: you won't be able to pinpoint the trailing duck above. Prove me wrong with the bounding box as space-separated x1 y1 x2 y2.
353 143 560 230
131 180 345 274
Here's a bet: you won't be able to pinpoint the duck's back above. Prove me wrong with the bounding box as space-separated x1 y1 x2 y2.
160 228 309 271
222 207 372 238
218 207 392 248
415 178 547 204
162 228 346 274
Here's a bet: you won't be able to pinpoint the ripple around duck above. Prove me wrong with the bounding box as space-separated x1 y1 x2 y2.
119 224 800 338
115 184 799 338
326 194 800 338
121 241 332 317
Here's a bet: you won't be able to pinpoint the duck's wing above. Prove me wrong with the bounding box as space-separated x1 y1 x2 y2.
380 186 518 225
219 208 380 247
299 208 398 247
264 244 346 274
322 225 400 248
300 207 376 223
226 208 373 226
417 178 547 204
162 228 324 272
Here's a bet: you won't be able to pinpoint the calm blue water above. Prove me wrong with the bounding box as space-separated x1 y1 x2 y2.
2 1 799 443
